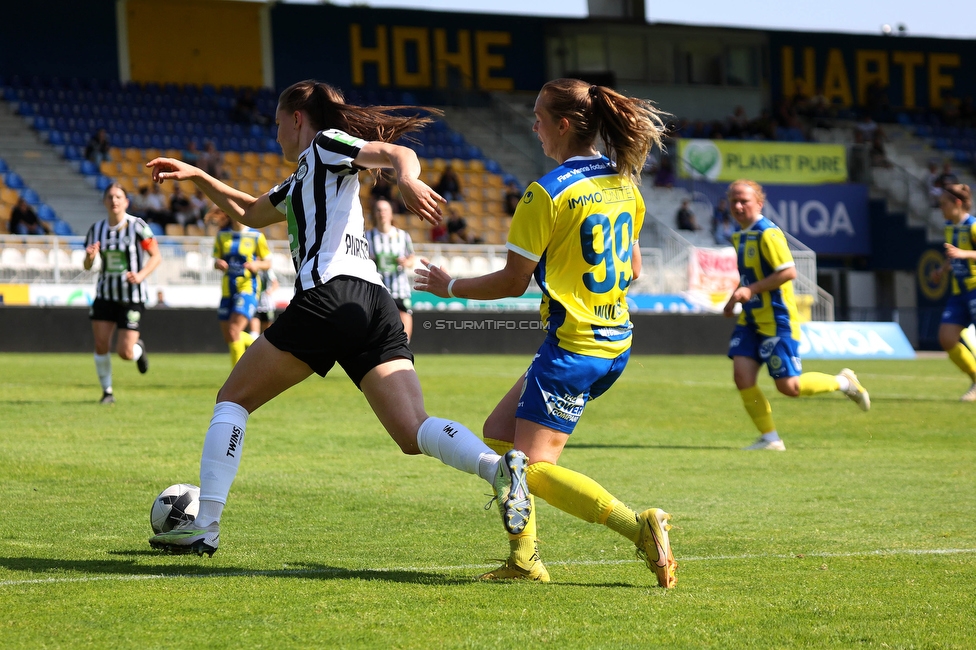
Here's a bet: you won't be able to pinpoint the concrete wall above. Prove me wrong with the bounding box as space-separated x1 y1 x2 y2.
0 307 732 355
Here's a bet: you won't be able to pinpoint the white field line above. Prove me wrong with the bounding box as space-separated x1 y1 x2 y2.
2 547 975 588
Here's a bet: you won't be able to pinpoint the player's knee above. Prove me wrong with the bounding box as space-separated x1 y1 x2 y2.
777 381 800 398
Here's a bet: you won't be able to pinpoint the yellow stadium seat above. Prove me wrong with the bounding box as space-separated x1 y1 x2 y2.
99 161 116 176
164 149 182 160
1 187 20 204
239 165 258 181
185 224 205 237
430 158 447 171
109 147 124 161
144 148 162 162
164 224 184 236
123 148 144 163
467 159 485 172
259 166 278 181
486 173 504 188
223 151 242 166
242 152 260 166
260 152 281 166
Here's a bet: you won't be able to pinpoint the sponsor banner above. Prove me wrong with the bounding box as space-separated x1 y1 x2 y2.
25 285 295 309
799 321 915 359
768 30 976 111
679 180 870 255
0 284 30 305
411 291 543 311
677 138 847 185
628 294 703 314
687 247 739 310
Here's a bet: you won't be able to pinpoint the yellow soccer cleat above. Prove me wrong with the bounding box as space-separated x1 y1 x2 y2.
477 558 550 583
636 508 677 588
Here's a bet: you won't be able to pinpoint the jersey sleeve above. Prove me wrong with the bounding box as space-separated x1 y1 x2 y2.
633 188 645 245
212 233 223 259
404 231 414 256
256 233 271 259
133 217 156 250
84 224 96 248
314 129 367 168
506 182 555 262
760 227 795 271
268 174 294 213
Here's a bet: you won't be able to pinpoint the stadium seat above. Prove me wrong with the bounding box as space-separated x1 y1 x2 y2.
448 255 470 277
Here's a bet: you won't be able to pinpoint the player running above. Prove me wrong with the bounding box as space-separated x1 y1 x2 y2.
723 180 870 451
416 78 677 587
144 80 529 558
365 198 416 341
208 206 271 366
83 183 161 404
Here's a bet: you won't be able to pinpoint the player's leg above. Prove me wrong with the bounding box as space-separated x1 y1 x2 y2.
734 354 783 450
114 304 148 373
226 312 252 366
770 336 870 410
939 296 976 399
91 315 116 403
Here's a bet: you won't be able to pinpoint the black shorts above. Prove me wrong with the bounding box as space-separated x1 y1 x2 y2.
263 276 413 388
89 298 145 331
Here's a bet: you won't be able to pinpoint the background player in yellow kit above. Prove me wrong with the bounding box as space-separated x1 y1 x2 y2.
929 183 976 401
724 180 871 451
416 78 676 588
209 206 271 366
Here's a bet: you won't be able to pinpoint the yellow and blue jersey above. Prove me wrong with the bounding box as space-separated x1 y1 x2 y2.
732 216 799 339
213 227 271 299
507 154 643 359
945 214 976 295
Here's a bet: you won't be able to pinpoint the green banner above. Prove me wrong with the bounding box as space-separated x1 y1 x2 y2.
411 291 542 311
677 138 847 185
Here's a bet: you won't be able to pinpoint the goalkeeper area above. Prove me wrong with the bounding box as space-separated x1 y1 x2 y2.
1 352 974 648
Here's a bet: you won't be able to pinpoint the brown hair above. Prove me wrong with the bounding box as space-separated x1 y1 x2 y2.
102 182 127 199
727 179 766 205
538 78 669 183
944 183 973 211
277 80 442 143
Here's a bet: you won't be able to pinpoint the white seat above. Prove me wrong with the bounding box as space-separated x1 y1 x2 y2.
184 251 203 270
490 256 507 272
70 248 91 270
25 248 52 270
448 255 471 277
469 255 490 275
1 248 26 269
49 248 73 271
272 252 293 274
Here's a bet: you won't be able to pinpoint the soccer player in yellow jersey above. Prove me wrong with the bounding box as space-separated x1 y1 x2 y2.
723 180 870 451
930 184 976 400
209 206 271 366
416 78 677 587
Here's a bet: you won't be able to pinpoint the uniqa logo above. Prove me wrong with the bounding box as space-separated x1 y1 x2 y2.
798 326 895 356
681 140 721 180
765 200 854 237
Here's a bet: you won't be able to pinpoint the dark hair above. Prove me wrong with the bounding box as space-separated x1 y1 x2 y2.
944 183 973 211
277 80 442 143
538 78 669 183
102 182 127 199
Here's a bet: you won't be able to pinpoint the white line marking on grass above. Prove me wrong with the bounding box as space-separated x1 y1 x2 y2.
2 547 974 588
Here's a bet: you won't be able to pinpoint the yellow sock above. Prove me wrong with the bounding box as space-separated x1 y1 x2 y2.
526 462 611 524
228 340 246 366
485 437 538 566
740 385 775 434
948 342 976 381
239 331 255 349
798 372 840 396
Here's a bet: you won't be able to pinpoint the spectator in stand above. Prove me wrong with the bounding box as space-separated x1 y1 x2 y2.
853 114 880 143
154 289 170 308
726 106 749 139
84 129 111 165
653 155 675 188
200 140 225 179
190 188 210 225
712 198 734 246
503 179 522 216
182 141 202 166
144 183 170 226
8 197 50 235
434 164 462 202
129 186 150 220
869 131 892 168
169 185 196 234
927 161 943 206
430 221 448 243
232 88 267 125
446 205 478 243
936 161 959 191
675 199 701 232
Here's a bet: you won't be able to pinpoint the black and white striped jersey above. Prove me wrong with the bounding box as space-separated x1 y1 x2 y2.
365 227 413 300
268 128 382 292
84 214 156 303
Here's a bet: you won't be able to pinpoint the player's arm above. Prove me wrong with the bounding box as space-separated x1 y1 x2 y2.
127 238 162 284
146 157 283 228
354 142 443 225
416 250 536 300
944 242 976 260
632 245 642 280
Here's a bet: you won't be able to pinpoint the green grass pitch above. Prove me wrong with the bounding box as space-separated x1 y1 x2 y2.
1 352 974 648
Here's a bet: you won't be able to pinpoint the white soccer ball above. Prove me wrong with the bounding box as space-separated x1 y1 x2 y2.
150 483 200 534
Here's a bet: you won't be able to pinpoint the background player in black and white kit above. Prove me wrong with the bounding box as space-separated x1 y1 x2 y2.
365 197 415 340
144 79 530 559
83 183 162 404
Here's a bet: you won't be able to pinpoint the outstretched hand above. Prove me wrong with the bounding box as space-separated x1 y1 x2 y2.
413 257 453 297
146 157 201 184
398 177 444 225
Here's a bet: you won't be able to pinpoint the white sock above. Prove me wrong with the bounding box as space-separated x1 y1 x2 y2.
761 431 781 442
249 330 260 338
94 353 112 391
416 416 500 484
835 375 851 392
131 343 143 361
197 401 249 525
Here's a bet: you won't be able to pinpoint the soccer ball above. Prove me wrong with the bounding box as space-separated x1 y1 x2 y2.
150 483 200 534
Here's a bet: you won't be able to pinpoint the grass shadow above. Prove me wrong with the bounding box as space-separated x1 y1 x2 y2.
567 443 735 451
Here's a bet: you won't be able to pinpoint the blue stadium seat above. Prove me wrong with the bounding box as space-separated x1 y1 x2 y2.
148 222 165 237
47 131 65 146
37 204 56 221
4 171 24 189
94 175 113 191
64 145 83 161
0 158 7 173
21 188 40 205
80 160 99 176
52 220 74 236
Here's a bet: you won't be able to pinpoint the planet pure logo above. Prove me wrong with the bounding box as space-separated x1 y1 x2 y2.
681 140 721 180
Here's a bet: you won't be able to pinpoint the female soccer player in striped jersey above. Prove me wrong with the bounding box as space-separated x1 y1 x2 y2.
83 183 161 404
415 78 677 587
207 206 271 366
930 183 976 400
144 80 529 558
365 197 416 341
